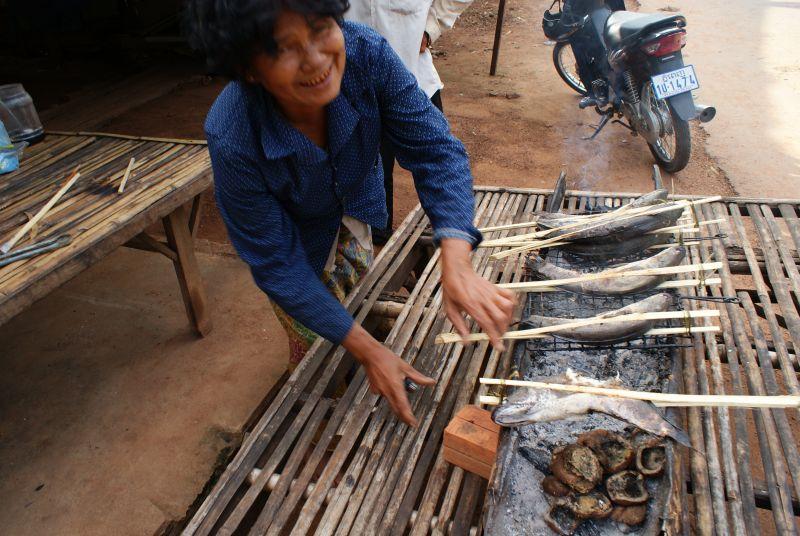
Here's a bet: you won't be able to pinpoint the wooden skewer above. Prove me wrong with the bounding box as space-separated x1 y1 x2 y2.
479 219 701 247
490 196 723 260
479 196 646 233
482 208 706 246
524 277 723 293
1 168 81 254
480 196 721 234
477 378 800 408
118 157 136 194
436 310 720 344
497 262 722 291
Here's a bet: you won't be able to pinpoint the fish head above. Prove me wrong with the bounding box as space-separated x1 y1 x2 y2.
491 388 553 426
645 292 674 311
670 246 687 265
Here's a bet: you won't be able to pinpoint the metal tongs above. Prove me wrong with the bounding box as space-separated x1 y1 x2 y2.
0 234 72 267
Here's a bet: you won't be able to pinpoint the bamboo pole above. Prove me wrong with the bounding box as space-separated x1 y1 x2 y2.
1 168 81 254
497 262 722 291
476 378 800 408
118 157 136 194
436 310 720 344
47 130 208 145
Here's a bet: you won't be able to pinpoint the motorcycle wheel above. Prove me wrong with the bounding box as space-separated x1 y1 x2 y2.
642 82 691 173
553 42 587 95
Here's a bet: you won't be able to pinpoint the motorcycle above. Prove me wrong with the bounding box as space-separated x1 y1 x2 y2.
542 0 715 172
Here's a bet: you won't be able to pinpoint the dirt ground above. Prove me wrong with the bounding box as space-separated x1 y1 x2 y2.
0 0 794 534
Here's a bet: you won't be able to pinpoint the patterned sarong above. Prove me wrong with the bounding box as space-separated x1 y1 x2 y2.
272 222 373 368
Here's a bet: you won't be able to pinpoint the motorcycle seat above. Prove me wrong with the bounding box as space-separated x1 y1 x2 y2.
604 11 686 49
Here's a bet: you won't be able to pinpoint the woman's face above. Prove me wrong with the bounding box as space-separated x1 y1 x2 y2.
249 12 346 111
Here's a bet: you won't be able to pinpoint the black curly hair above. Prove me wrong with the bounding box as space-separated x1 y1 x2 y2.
184 0 350 79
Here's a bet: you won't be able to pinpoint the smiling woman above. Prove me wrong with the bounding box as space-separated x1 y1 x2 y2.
185 0 514 426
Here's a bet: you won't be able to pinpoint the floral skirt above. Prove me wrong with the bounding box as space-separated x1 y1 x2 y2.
272 224 373 368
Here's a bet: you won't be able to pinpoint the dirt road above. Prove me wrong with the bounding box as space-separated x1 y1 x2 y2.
640 0 800 198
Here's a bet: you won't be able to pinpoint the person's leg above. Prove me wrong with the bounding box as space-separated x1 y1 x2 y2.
430 90 443 112
373 131 395 245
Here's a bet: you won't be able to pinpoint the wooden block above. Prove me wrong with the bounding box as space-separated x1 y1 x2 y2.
443 405 500 480
443 446 494 480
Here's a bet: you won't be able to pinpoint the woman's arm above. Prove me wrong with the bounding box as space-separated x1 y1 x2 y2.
209 136 433 425
210 138 354 343
371 36 514 348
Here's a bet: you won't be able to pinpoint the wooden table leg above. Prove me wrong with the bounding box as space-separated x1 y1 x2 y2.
188 194 203 237
163 203 213 336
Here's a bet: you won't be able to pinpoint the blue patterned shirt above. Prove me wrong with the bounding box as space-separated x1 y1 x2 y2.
205 21 480 344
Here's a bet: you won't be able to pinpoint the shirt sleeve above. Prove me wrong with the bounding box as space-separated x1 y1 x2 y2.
208 136 355 343
425 0 475 43
372 37 482 247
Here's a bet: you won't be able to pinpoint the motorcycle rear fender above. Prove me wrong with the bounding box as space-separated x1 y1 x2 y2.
648 53 697 121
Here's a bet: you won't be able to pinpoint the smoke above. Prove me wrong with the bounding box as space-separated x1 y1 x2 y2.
566 130 614 192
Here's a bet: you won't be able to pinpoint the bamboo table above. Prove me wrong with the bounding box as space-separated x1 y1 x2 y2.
183 186 800 535
0 132 213 335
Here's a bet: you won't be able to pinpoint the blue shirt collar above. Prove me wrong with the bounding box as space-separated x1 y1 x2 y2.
257 71 360 164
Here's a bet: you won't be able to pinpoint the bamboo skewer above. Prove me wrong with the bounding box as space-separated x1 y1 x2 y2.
1 168 81 254
497 262 722 291
480 196 721 235
490 196 723 260
476 381 800 408
117 157 136 194
478 378 800 408
524 277 723 292
436 309 720 344
480 217 724 248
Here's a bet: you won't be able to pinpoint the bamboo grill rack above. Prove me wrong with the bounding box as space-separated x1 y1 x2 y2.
0 133 212 328
183 187 800 536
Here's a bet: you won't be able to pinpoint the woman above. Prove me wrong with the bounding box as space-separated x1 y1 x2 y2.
187 0 513 427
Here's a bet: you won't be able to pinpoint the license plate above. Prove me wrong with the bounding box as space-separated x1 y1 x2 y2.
650 65 699 100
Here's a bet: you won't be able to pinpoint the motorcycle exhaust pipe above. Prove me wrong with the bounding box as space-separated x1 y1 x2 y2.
694 104 716 123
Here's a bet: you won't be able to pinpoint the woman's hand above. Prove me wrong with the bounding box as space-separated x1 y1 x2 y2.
440 238 515 351
343 324 435 427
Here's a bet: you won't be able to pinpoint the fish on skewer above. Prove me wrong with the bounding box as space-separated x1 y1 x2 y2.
534 189 669 231
549 203 685 243
491 371 690 446
520 293 673 344
526 246 687 295
561 233 670 259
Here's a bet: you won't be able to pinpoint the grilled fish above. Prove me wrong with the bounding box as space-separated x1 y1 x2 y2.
535 189 669 231
527 246 686 295
491 373 690 446
520 293 673 344
561 233 668 259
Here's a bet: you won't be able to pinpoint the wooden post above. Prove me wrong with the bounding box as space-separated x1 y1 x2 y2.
163 203 212 336
490 0 507 75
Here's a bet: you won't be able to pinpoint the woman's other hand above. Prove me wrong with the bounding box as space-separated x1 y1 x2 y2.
343 324 435 427
440 238 515 351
